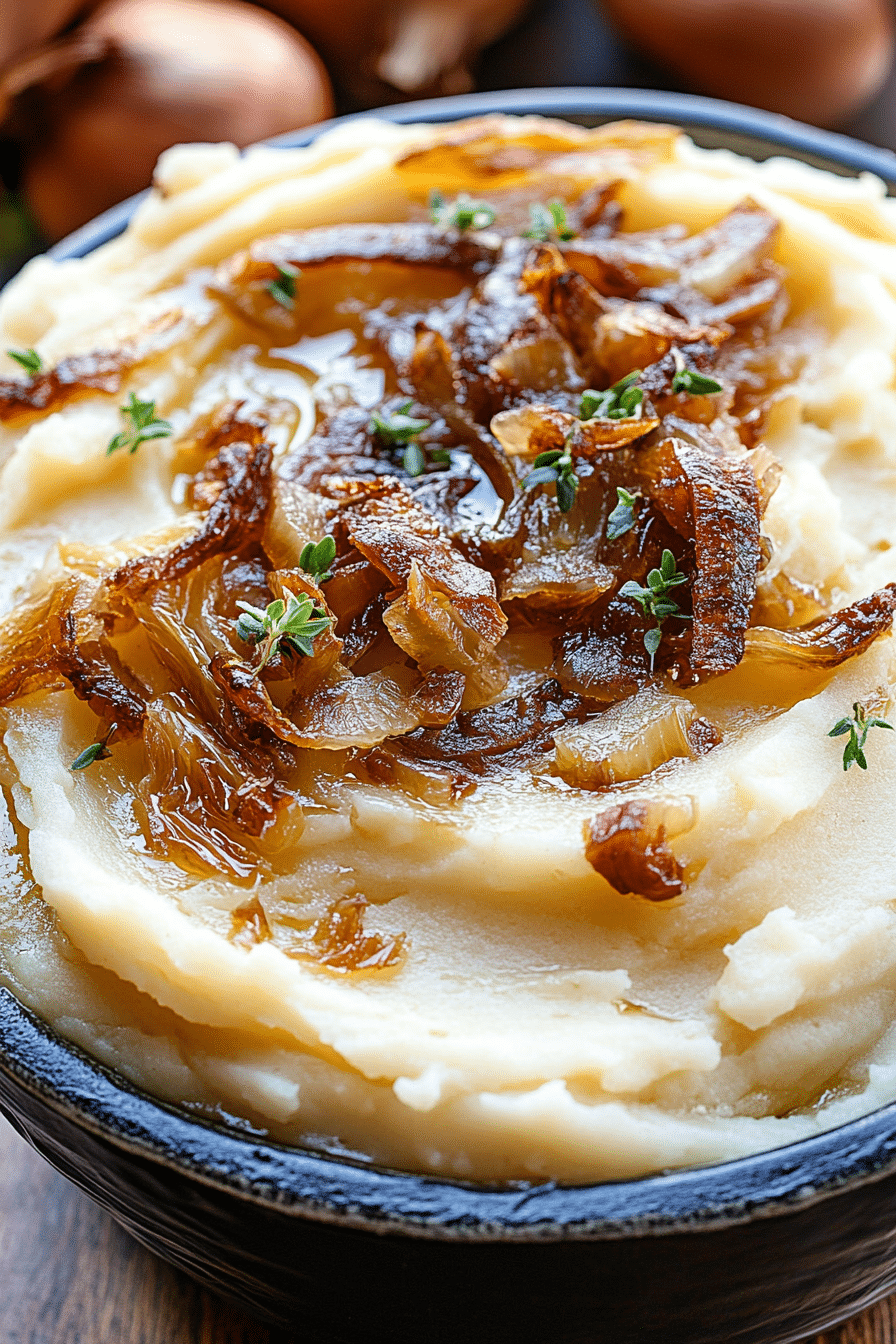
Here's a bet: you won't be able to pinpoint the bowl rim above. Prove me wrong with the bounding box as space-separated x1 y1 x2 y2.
48 84 896 266
5 84 896 1242
5 986 896 1242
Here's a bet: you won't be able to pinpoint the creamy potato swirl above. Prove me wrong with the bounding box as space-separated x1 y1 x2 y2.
0 117 895 1182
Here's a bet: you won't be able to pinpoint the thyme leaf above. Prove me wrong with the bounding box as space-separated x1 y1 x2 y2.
672 367 723 396
429 190 496 232
606 486 639 541
369 401 432 445
370 401 446 477
671 347 722 396
7 347 42 375
523 199 576 242
579 370 644 422
106 393 173 456
299 535 337 583
829 701 893 770
236 591 332 677
267 263 299 309
71 721 118 772
402 441 426 478
619 549 691 670
522 441 579 514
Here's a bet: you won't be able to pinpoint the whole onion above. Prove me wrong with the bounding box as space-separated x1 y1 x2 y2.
263 0 531 104
0 2 88 71
602 0 895 126
8 0 334 240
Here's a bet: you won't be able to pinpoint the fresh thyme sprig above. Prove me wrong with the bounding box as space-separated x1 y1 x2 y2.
828 701 893 770
299 535 337 583
107 393 173 456
523 199 576 243
520 373 648 515
236 592 332 677
672 368 723 396
429 190 496 232
369 401 434 476
522 438 579 513
267 262 299 309
671 348 722 396
71 721 118 772
7 347 42 375
606 486 639 541
619 549 691 669
579 371 644 422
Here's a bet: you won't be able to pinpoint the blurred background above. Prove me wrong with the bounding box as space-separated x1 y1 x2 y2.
1 0 894 277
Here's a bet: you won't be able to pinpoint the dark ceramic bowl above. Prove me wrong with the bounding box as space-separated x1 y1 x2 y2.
4 89 896 1344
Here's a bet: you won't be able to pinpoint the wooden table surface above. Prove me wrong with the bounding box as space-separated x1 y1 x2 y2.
0 1113 891 1344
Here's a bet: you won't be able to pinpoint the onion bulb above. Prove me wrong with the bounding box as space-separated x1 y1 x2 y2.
263 0 531 104
601 0 894 126
12 0 334 240
0 2 88 72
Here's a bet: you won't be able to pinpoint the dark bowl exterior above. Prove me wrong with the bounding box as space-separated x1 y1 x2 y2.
4 87 896 1342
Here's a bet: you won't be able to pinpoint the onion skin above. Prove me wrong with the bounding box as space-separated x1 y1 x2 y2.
0 2 88 70
263 0 530 104
18 0 334 240
602 0 895 126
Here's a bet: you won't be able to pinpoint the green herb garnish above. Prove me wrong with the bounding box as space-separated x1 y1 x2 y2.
267 263 299 309
579 371 644 422
370 401 433 476
606 486 639 541
106 393 173 456
71 722 117 772
429 190 496 232
523 199 576 243
299 535 337 583
829 701 893 770
619 549 690 670
672 367 723 396
236 592 332 677
7 347 42 376
522 439 579 514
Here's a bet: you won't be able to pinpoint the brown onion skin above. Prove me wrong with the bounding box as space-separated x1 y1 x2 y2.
262 0 530 105
0 2 89 69
602 0 895 126
20 0 334 240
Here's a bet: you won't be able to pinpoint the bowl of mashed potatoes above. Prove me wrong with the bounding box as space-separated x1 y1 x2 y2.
1 87 896 1342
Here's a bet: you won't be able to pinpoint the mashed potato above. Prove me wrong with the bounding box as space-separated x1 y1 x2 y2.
0 115 895 1182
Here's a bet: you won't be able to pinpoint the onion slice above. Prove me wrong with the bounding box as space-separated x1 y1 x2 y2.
554 687 717 789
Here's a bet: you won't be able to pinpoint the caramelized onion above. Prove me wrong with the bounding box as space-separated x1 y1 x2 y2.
498 490 615 617
263 477 330 570
333 476 507 649
0 573 145 733
230 896 272 948
113 421 273 595
490 403 659 460
744 585 896 667
584 797 695 900
384 560 507 706
287 895 405 974
450 237 582 416
286 664 453 750
215 223 502 328
364 678 591 795
554 687 712 788
639 430 760 676
564 200 779 302
135 692 293 884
